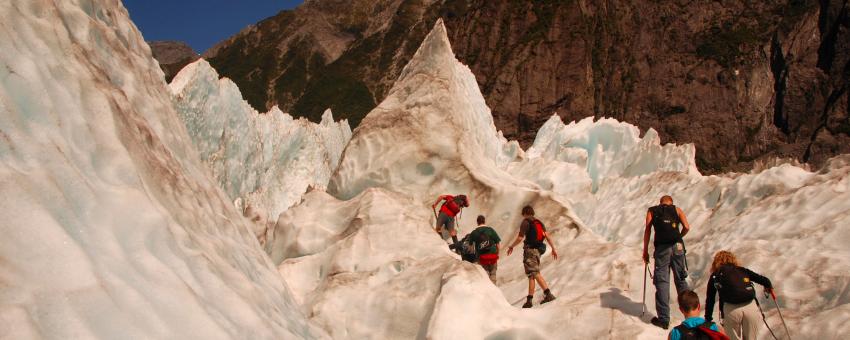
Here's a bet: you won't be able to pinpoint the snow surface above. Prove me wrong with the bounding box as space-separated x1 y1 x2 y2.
3 2 849 340
0 1 322 339
169 59 351 240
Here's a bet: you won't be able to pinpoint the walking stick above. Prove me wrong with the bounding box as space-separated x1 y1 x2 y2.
432 208 440 234
642 262 648 315
754 294 781 340
768 290 792 340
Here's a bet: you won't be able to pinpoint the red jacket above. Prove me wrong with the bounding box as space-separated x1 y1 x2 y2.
439 195 461 217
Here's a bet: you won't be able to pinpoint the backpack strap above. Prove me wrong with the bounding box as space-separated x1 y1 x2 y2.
673 324 692 337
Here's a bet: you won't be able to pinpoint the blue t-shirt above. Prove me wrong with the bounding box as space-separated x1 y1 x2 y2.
670 317 720 340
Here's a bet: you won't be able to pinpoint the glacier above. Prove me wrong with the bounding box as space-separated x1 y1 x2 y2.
271 19 850 340
169 59 351 241
2 1 850 340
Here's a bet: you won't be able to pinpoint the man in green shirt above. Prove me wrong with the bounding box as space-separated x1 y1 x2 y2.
469 215 501 283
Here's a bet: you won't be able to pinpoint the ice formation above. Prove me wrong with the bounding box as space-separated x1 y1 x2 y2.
275 19 671 339
169 59 351 238
3 1 850 340
0 1 321 339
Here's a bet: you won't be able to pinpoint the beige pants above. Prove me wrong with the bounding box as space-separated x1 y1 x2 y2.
722 300 761 340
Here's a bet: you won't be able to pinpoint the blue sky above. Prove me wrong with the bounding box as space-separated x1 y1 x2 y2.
124 0 304 53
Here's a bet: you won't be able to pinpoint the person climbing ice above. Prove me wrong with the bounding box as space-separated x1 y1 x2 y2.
507 205 558 308
705 250 779 340
467 215 501 283
432 194 469 251
643 195 691 329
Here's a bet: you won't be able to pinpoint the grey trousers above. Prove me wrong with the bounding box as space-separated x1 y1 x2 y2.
653 242 689 323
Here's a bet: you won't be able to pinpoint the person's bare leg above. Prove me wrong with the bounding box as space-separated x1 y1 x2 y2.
534 274 549 291
536 273 556 303
522 276 535 308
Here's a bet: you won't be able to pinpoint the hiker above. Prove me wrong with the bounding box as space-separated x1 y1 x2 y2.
507 205 558 308
467 215 501 283
432 194 469 250
705 251 774 340
643 195 691 329
669 290 729 340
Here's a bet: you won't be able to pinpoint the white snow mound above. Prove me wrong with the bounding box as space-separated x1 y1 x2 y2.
0 1 322 339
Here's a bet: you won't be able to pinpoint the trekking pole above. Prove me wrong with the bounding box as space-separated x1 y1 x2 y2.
753 294 781 340
767 290 792 340
642 262 648 315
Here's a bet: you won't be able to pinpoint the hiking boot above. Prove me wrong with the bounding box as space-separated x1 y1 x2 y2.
522 300 533 308
541 293 556 304
650 317 669 330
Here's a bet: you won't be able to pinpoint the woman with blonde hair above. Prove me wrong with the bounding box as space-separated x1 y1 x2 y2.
704 251 774 340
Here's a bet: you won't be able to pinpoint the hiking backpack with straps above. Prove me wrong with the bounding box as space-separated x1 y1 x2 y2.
650 204 683 245
523 218 547 254
674 322 729 340
458 229 495 263
712 264 756 304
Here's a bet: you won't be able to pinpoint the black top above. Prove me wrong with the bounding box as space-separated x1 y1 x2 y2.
520 218 546 247
649 204 683 246
705 264 773 322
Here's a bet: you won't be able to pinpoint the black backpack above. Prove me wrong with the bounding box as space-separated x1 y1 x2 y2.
674 322 729 340
458 234 477 262
650 204 683 245
459 229 495 263
712 265 756 304
523 218 547 255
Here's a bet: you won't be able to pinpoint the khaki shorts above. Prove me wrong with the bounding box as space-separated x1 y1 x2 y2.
523 247 541 277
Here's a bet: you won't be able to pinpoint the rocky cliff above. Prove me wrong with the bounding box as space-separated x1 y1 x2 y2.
204 0 849 173
149 40 200 82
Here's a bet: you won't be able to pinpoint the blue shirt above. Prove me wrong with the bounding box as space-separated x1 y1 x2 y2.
670 317 720 340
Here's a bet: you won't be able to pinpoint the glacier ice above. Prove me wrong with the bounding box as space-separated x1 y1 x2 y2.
3 1 850 340
169 59 351 240
0 1 322 339
275 19 850 340
526 115 699 192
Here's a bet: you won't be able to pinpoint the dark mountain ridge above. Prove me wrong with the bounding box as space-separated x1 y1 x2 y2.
197 0 849 173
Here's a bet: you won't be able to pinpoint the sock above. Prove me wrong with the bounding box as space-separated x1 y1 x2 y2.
526 295 533 301
544 289 551 295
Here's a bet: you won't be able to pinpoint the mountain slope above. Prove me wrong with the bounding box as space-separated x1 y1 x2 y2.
205 0 850 173
149 40 199 82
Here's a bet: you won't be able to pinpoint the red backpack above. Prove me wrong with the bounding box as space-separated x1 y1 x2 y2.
523 218 547 254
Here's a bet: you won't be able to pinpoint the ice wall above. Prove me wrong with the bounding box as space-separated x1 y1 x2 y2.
527 115 699 192
169 59 352 238
0 1 321 339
